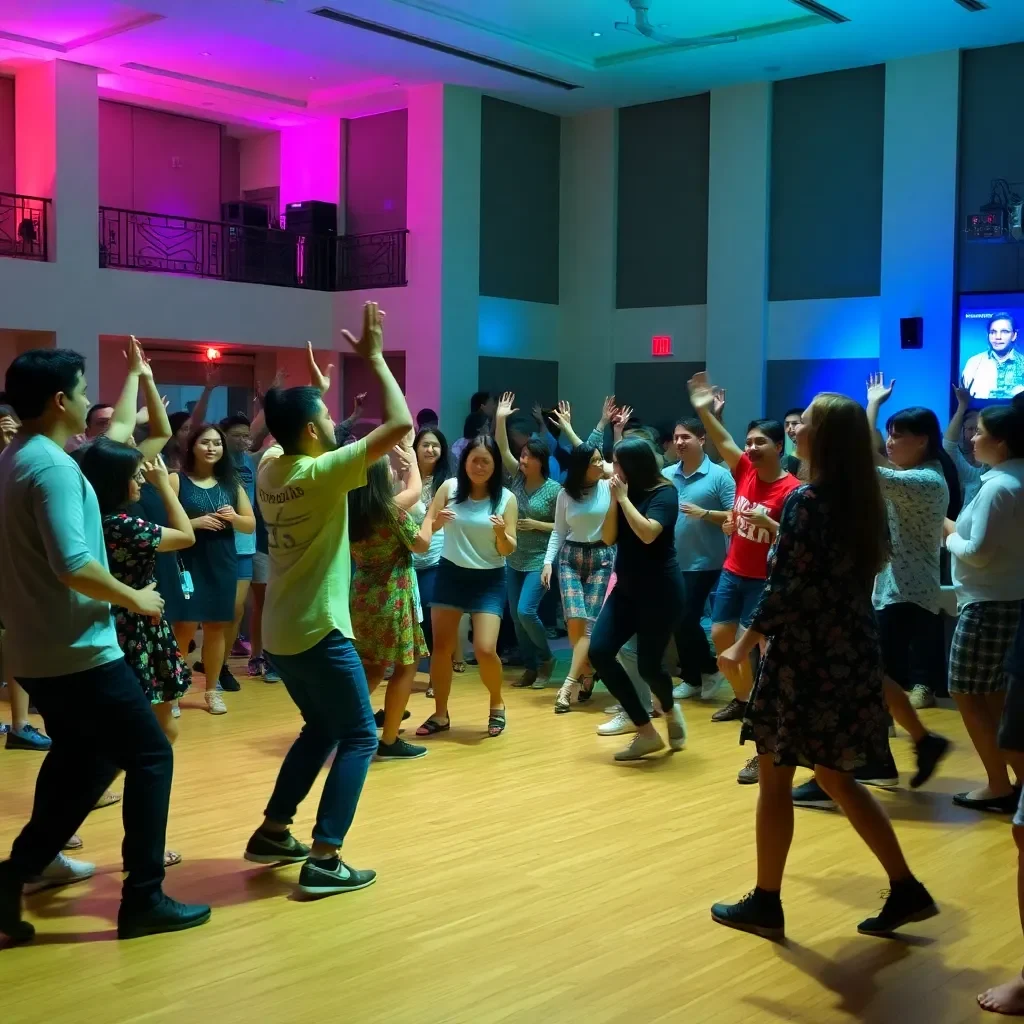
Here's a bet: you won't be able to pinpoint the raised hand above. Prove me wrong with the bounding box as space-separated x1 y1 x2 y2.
612 404 633 428
135 395 168 427
350 392 368 419
306 341 334 395
341 300 385 361
600 395 617 427
952 381 971 409
711 387 726 421
204 363 221 389
531 401 544 427
548 401 571 433
497 392 517 422
142 454 170 487
687 371 715 413
391 444 414 471
866 370 895 406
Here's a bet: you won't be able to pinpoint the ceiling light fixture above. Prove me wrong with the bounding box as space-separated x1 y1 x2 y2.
199 50 211 56
308 75 317 80
592 30 602 37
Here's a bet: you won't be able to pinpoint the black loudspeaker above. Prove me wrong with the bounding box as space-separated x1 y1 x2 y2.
222 201 269 228
899 316 923 350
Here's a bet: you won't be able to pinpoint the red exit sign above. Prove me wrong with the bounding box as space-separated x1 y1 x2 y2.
651 335 672 357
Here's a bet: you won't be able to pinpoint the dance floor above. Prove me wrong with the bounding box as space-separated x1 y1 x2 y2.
1 664 1018 1024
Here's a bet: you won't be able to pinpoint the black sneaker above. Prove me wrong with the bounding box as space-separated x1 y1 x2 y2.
376 737 428 761
910 733 951 790
857 878 938 936
711 888 785 940
711 698 746 723
117 895 211 939
219 665 241 692
298 857 376 897
373 709 411 728
855 749 899 789
243 828 311 865
0 861 34 945
792 778 837 810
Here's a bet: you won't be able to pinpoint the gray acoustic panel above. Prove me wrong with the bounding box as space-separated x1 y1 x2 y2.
478 357 559 419
613 361 705 437
617 95 710 309
958 43 1024 293
479 97 560 304
346 109 408 235
769 65 885 301
765 358 879 421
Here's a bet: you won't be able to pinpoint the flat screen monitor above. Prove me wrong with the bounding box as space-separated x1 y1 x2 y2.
957 293 1024 401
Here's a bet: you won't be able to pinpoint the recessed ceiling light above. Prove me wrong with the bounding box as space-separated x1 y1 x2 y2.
308 75 317 80
392 81 401 87
199 51 211 56
592 30 602 37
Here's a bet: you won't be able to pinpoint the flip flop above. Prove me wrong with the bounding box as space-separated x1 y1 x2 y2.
164 850 183 868
92 790 121 812
452 660 466 674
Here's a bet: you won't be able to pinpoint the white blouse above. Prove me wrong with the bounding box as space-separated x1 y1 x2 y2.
440 480 513 570
544 479 611 566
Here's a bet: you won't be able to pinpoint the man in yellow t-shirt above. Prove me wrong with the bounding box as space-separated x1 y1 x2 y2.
242 302 413 899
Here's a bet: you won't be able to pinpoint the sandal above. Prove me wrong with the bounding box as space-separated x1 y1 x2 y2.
164 849 183 868
63 834 84 851
425 685 434 698
92 790 121 812
487 707 507 737
578 675 596 703
415 715 451 737
452 660 466 674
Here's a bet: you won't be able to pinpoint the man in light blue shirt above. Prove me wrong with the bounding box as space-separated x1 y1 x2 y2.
665 417 736 699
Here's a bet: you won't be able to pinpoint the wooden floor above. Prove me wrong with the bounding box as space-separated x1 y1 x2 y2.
1 662 1020 1024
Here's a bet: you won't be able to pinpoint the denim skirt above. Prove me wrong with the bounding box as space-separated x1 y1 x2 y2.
431 558 507 616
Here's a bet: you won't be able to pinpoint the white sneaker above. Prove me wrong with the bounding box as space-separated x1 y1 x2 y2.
614 731 666 761
673 682 701 700
597 711 637 736
666 704 687 751
603 703 623 715
554 679 579 714
205 691 227 715
24 853 96 894
170 700 181 719
700 672 728 700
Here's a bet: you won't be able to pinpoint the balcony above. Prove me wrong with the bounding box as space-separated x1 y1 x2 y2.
97 206 408 292
0 193 50 261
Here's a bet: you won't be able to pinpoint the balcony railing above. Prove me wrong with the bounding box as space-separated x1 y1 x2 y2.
98 206 408 292
0 193 50 261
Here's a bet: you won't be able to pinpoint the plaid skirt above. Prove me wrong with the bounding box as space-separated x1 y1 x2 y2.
948 600 1022 695
557 541 614 622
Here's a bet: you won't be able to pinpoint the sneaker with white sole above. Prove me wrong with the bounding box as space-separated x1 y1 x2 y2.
597 711 637 736
909 684 936 710
792 778 837 810
24 853 95 894
170 700 181 719
673 682 701 700
554 679 579 714
298 857 377 897
205 691 227 715
666 704 687 751
737 755 760 785
614 731 666 761
700 672 728 700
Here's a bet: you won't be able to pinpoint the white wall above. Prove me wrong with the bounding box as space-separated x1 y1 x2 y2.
239 131 281 193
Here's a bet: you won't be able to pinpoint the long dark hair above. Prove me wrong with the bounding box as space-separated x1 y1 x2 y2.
885 406 961 519
455 434 503 512
521 437 551 478
183 422 239 503
74 436 144 515
562 443 597 501
348 456 401 543
807 394 891 581
414 426 450 498
613 436 671 499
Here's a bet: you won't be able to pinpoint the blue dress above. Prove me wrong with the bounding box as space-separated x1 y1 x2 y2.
174 474 238 623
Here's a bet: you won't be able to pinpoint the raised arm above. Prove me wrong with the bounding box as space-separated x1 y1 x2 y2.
687 372 743 470
336 303 413 463
106 336 144 444
417 479 453 548
865 370 896 467
392 442 423 510
135 342 172 459
494 392 522 477
944 383 971 446
143 455 195 552
549 400 584 450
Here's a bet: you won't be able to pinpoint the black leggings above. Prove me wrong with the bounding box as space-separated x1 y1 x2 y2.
589 585 682 727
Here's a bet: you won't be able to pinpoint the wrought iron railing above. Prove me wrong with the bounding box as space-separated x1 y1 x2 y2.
338 229 408 291
98 207 408 292
0 193 50 261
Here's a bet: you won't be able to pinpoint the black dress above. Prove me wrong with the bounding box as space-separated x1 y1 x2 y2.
133 483 188 624
175 475 238 623
740 485 890 772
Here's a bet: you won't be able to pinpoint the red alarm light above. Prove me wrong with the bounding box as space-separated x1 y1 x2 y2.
206 347 221 361
651 335 672 357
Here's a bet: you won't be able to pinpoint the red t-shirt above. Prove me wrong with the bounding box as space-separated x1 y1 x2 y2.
722 453 800 580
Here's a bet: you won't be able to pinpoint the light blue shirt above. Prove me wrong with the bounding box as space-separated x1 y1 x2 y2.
666 455 735 572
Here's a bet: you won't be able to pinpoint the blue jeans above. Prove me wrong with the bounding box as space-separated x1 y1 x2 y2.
265 631 377 848
506 567 552 670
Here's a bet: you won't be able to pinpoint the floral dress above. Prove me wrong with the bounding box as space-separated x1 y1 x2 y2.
350 508 428 667
103 513 191 704
740 485 890 772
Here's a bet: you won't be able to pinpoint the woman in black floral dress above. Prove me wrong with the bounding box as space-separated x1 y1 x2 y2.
709 394 938 941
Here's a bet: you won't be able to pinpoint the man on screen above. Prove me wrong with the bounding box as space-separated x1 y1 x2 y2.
963 313 1024 400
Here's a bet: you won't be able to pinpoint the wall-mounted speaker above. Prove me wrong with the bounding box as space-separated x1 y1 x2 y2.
899 316 923 350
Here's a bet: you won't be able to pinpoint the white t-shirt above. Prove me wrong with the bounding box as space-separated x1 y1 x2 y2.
440 479 513 570
544 479 611 566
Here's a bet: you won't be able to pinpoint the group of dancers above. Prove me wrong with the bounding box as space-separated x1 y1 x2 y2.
2 303 1024 1017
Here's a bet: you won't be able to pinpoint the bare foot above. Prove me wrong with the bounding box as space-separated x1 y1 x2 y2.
979 975 1024 1015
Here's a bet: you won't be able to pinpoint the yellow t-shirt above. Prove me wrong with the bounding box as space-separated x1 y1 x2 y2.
257 439 368 656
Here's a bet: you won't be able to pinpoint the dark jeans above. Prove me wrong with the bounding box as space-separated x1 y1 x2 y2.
877 602 946 691
416 564 437 654
589 584 683 727
265 631 377 848
674 569 721 686
506 567 553 670
12 658 173 908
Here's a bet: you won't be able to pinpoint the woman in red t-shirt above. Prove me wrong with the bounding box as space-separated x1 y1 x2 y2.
687 374 800 784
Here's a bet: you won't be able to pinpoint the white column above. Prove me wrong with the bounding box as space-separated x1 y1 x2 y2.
404 84 480 435
278 120 345 231
705 83 771 436
558 109 617 428
15 59 100 371
879 52 960 415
